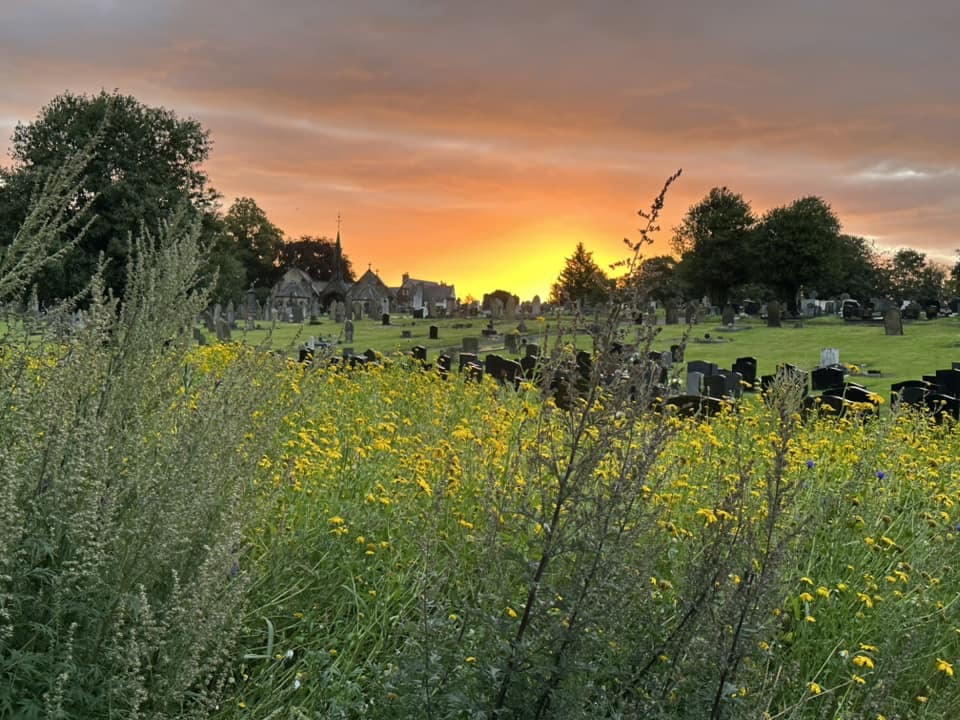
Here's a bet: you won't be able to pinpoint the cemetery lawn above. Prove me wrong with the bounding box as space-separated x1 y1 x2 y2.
235 313 960 398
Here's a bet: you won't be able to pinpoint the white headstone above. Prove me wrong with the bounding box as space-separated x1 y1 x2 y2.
820 347 840 368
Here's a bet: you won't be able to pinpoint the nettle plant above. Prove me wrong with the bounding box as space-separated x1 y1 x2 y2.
0 156 289 718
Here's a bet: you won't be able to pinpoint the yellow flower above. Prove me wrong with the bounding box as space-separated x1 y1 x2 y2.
858 643 879 652
506 606 518 618
851 674 866 685
852 655 875 669
800 576 814 586
804 615 817 623
807 681 823 695
816 586 831 598
799 592 814 603
936 657 954 676
328 516 345 525
465 656 477 663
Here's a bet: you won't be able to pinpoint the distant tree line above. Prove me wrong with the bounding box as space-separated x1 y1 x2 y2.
648 187 957 314
549 186 960 314
0 90 353 307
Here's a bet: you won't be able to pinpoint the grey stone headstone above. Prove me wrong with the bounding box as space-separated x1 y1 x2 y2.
664 300 679 325
216 317 231 341
193 327 207 346
462 337 480 353
329 302 337 322
353 302 364 321
884 308 903 336
344 319 355 343
531 295 542 317
202 309 215 333
767 300 781 328
292 304 304 324
226 300 236 327
504 297 517 322
490 297 504 319
686 370 704 395
820 348 840 367
721 304 735 326
504 333 519 354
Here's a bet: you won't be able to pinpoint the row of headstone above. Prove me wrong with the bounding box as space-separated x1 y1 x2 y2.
890 364 960 422
685 357 757 399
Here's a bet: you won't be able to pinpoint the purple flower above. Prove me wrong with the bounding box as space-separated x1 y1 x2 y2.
806 460 815 469
876 470 886 480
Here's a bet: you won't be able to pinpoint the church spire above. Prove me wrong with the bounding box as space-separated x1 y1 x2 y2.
334 212 343 284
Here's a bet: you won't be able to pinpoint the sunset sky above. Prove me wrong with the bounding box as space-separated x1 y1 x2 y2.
3 1 959 300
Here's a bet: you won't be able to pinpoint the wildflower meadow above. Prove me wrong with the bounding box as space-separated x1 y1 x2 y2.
2 168 960 719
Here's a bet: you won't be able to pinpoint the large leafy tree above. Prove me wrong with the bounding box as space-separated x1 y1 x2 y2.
277 235 355 282
755 196 842 314
630 254 683 304
223 197 285 298
0 90 215 301
672 187 755 306
884 248 945 304
825 234 885 301
549 242 611 307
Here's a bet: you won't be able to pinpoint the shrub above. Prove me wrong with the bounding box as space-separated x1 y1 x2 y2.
0 188 289 717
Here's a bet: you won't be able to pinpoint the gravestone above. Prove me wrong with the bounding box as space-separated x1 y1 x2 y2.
901 302 921 321
767 300 781 328
732 357 757 388
401 330 412 339
531 295 542 317
721 304 735 326
412 345 427 363
344 319 354 343
462 337 480 353
353 302 364 321
335 301 346 324
504 297 517 322
426 300 436 318
687 360 717 378
525 343 539 358
686 370 704 395
246 286 257 331
811 366 844 391
490 297 504 319
193 327 207 346
215 317 231 342
202 309 215 333
504 333 520 354
884 308 903 335
382 313 391 326
329 302 337 322
226 301 236 328
820 348 840 367
292 304 304 324
429 325 439 340
704 374 726 398
664 299 679 325
685 303 698 325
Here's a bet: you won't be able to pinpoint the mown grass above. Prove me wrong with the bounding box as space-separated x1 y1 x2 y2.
233 311 959 398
